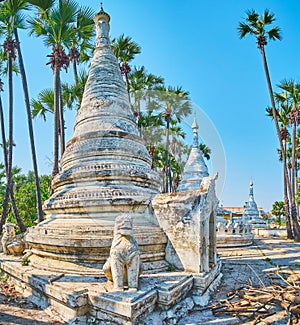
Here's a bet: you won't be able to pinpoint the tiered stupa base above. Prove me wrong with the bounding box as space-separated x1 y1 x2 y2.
26 214 169 274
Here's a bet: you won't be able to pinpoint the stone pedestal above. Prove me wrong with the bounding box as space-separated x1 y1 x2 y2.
0 254 220 325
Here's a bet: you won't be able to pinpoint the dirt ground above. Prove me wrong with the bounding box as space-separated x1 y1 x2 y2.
1 237 300 325
180 237 300 325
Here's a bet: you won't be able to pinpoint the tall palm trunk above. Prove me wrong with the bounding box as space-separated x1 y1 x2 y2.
69 47 79 83
58 75 65 156
14 28 44 223
291 114 297 207
164 115 170 193
71 57 78 83
52 63 60 178
0 95 10 234
6 45 26 233
283 140 294 239
260 46 300 241
291 111 299 217
125 71 130 100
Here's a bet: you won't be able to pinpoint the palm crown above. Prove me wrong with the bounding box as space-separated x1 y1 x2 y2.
238 9 281 49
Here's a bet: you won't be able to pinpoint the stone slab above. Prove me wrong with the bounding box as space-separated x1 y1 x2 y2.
0 255 219 324
192 260 222 295
90 289 157 324
157 274 193 309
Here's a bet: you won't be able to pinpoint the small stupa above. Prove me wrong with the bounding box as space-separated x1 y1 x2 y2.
243 180 267 228
177 117 209 191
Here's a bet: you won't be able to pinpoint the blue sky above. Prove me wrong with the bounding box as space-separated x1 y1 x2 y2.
3 0 300 211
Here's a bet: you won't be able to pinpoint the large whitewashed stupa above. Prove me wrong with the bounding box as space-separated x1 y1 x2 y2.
25 5 168 273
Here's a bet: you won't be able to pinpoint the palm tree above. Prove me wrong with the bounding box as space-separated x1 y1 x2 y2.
0 0 44 222
140 110 164 160
0 71 11 234
0 49 23 233
28 0 78 176
199 143 211 160
111 34 141 97
272 201 285 227
155 86 192 192
0 14 26 232
63 68 89 110
68 5 95 83
277 81 300 205
238 9 300 241
31 89 54 121
32 67 88 124
129 66 164 135
266 101 293 239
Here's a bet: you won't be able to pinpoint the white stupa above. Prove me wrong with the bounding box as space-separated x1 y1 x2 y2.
177 117 209 191
243 180 267 228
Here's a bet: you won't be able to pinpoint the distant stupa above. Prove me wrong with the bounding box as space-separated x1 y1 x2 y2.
242 180 267 228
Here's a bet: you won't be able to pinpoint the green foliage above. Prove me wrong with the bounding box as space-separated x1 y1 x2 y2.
271 201 285 227
167 264 176 272
21 256 30 266
0 165 51 228
0 270 8 283
111 34 141 65
238 9 281 43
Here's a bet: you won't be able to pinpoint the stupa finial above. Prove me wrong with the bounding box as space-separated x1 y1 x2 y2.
192 116 199 147
94 1 110 23
249 180 254 199
192 115 198 130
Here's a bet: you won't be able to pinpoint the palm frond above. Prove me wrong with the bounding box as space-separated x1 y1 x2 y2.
268 26 281 41
26 0 55 12
261 9 275 25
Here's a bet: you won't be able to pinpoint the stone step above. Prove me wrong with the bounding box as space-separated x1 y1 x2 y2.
1 256 198 325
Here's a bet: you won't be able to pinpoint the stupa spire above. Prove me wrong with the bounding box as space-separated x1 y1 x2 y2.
249 180 254 197
177 117 209 191
192 116 199 147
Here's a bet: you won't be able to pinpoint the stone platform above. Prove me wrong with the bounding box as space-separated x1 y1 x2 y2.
0 254 221 325
217 233 254 248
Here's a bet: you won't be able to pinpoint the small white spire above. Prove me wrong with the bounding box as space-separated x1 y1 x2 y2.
192 116 199 147
192 116 198 130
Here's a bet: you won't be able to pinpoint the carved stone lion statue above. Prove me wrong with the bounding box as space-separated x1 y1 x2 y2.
103 214 141 291
1 223 25 256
